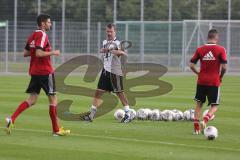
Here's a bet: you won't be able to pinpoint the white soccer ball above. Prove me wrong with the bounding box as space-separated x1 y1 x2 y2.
184 109 195 121
114 109 125 121
137 108 148 120
177 111 184 120
203 109 215 121
144 108 153 120
172 109 183 121
183 110 191 120
150 109 160 121
162 110 173 121
204 126 218 140
189 109 195 121
158 111 163 121
129 108 137 120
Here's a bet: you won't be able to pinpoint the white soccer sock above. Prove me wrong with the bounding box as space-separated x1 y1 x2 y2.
89 105 97 120
124 105 130 112
91 105 97 111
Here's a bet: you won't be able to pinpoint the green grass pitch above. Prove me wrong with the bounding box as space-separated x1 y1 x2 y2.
0 75 239 160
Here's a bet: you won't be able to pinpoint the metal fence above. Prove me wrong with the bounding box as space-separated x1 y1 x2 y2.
0 0 239 73
0 20 239 73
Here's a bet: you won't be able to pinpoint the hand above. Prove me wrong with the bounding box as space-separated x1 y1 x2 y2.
53 50 60 56
220 76 222 83
100 48 109 53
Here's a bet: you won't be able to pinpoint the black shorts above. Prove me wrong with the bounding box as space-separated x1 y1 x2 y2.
97 69 124 93
194 85 220 106
26 73 56 95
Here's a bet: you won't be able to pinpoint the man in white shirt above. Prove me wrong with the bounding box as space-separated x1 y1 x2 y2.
84 23 132 123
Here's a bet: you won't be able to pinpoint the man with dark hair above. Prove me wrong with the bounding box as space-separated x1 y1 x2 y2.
84 23 132 123
5 14 70 136
190 29 227 134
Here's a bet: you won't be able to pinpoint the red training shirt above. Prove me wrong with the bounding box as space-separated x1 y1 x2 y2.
190 43 227 87
25 29 53 75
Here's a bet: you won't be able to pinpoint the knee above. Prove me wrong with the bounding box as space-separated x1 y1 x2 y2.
26 96 38 106
27 99 37 106
95 90 103 98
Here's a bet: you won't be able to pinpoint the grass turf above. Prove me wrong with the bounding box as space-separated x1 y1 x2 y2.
0 75 239 160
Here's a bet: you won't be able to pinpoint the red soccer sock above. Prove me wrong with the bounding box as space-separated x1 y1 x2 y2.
193 118 200 131
49 105 60 133
11 101 30 123
203 113 212 124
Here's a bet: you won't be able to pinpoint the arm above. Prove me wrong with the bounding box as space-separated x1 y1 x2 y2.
190 62 199 75
99 48 127 56
219 48 228 82
36 49 60 57
100 48 109 53
189 48 200 75
111 49 127 56
23 49 30 57
220 64 227 82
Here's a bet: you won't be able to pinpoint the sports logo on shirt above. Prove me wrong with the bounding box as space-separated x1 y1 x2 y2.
203 51 216 61
29 40 35 48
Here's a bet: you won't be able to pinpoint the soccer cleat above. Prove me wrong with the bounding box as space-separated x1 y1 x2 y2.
200 121 207 133
83 114 93 122
5 117 14 135
121 112 132 123
53 127 70 136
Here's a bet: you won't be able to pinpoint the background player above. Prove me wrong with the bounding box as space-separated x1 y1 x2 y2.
84 23 132 123
190 29 227 134
5 14 70 136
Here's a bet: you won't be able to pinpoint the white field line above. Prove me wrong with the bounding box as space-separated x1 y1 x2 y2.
1 127 240 152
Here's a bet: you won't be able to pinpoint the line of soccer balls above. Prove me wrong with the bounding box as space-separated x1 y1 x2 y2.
114 108 218 140
114 108 215 122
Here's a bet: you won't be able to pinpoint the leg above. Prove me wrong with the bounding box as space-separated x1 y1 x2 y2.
193 85 206 134
203 104 218 123
87 89 106 121
116 92 132 123
92 89 106 108
116 92 129 107
5 93 38 134
203 86 220 123
10 75 41 124
193 101 203 134
11 93 38 123
116 91 130 112
43 74 70 136
48 95 60 133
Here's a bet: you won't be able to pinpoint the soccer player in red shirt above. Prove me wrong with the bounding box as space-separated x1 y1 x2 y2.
5 14 70 136
190 29 227 134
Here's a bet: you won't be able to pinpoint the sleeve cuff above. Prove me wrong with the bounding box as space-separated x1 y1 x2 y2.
35 46 44 50
220 60 227 64
190 59 198 64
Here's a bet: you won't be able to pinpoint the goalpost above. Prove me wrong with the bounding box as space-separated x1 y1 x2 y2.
0 21 8 73
182 20 240 72
116 20 240 72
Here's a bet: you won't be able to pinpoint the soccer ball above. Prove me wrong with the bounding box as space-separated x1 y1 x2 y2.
129 108 137 120
183 110 191 120
204 126 218 140
150 109 160 121
137 108 148 120
184 109 195 121
203 109 215 121
161 110 173 121
114 109 125 121
189 109 195 121
172 109 184 121
144 108 153 120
